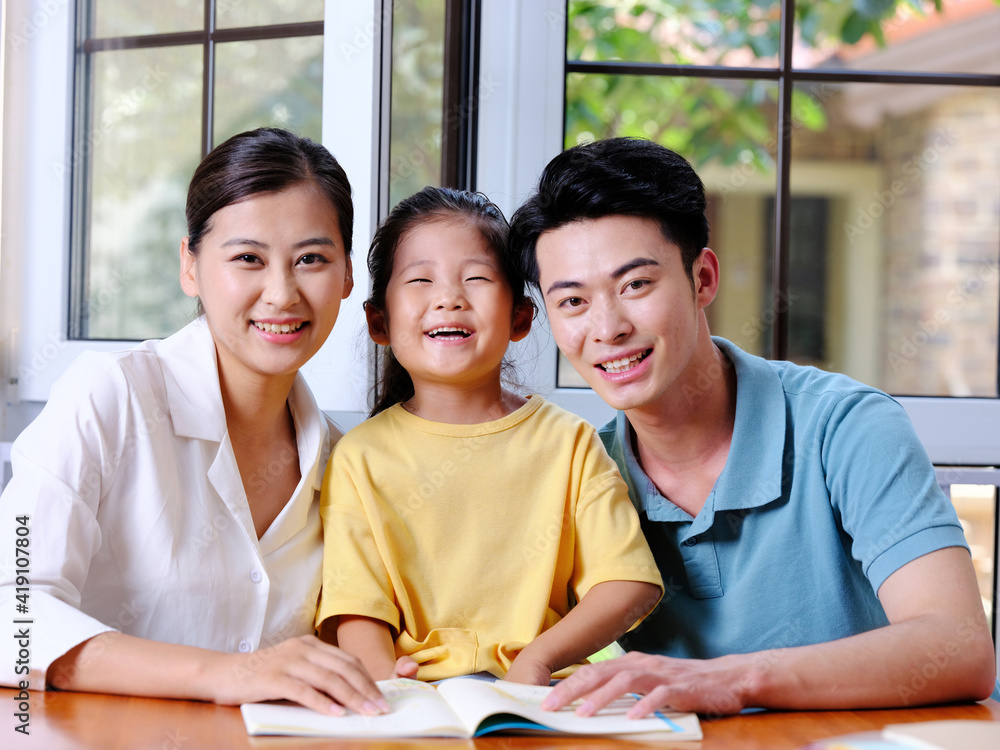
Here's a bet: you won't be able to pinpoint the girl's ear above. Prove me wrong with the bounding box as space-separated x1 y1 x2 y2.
510 299 534 343
365 301 391 346
179 238 199 298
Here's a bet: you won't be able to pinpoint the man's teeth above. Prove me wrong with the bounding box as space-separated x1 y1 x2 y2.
254 321 304 334
427 327 472 338
600 351 648 373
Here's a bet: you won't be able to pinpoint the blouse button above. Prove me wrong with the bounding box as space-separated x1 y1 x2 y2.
683 537 698 547
250 569 263 583
238 640 252 653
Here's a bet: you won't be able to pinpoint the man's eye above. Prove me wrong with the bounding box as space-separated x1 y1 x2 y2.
625 279 647 291
562 297 584 308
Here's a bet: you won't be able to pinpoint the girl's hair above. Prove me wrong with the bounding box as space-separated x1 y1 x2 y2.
185 127 353 257
367 186 530 417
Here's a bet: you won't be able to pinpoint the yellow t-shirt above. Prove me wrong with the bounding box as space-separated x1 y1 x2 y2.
316 396 662 680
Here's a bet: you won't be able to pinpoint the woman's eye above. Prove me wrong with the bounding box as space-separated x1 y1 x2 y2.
298 253 327 266
235 253 260 264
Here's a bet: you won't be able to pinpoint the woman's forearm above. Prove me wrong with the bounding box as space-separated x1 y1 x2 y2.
48 630 390 715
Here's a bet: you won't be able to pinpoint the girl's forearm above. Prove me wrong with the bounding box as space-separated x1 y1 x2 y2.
516 579 662 675
337 615 399 680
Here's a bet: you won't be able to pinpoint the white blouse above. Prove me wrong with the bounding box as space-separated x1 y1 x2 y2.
0 318 338 689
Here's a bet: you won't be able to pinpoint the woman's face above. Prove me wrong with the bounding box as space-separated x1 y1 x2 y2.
180 181 353 388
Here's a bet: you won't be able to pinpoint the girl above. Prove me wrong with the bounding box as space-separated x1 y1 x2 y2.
0 128 388 716
316 187 662 685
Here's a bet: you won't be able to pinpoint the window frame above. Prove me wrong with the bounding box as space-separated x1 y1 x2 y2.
3 0 384 414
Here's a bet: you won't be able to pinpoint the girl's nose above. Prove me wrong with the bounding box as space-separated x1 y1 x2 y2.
435 284 468 310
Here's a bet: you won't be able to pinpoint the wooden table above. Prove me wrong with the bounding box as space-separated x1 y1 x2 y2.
3 688 998 749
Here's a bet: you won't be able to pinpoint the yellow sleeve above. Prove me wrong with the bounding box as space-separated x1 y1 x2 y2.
571 429 663 602
315 440 400 632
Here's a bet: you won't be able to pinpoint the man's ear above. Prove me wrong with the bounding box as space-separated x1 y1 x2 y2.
342 256 354 300
179 238 199 298
365 301 390 346
510 299 534 342
692 247 720 310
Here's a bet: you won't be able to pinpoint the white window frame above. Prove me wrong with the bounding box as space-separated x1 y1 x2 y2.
1 0 383 424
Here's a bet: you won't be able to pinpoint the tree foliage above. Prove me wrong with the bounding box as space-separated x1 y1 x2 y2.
566 0 947 168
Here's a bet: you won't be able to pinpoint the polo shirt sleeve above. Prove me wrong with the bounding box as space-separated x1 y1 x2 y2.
571 429 663 611
822 390 969 594
316 442 400 633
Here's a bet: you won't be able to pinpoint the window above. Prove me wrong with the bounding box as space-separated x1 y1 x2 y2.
71 0 324 341
476 0 1000 659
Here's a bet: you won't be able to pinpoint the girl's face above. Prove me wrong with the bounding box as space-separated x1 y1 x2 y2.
180 181 353 389
366 218 531 395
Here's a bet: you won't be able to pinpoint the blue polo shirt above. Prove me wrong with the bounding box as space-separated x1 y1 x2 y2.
602 338 970 659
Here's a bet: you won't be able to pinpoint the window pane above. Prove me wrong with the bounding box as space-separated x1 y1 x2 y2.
214 36 323 146
789 82 999 396
567 0 780 68
794 0 1000 75
81 46 202 340
216 0 323 28
388 0 446 208
944 482 996 632
93 0 203 37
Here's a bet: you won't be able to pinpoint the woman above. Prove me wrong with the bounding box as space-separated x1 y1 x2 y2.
0 128 388 716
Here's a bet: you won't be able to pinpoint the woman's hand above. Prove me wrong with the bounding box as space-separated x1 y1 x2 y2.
209 634 390 715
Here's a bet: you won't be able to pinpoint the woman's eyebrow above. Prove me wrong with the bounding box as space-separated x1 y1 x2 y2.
219 237 337 249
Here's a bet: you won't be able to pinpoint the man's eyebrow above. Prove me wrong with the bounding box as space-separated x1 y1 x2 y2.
544 257 661 296
612 257 660 278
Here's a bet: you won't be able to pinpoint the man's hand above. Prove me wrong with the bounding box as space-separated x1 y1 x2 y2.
540 651 753 717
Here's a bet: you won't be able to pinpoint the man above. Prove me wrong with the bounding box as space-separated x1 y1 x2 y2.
508 137 996 717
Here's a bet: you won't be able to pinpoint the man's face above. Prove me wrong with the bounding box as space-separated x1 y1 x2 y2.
535 214 716 414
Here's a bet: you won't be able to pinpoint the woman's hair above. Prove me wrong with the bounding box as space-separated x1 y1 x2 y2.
367 186 530 417
185 127 353 257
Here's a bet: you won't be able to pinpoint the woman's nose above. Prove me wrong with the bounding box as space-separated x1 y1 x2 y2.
263 267 301 308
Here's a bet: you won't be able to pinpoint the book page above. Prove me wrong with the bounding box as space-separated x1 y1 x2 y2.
436 678 702 740
240 679 467 738
881 720 1000 750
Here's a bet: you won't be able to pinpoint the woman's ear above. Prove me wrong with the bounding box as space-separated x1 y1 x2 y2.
179 238 199 298
342 256 354 300
510 299 534 342
365 301 390 346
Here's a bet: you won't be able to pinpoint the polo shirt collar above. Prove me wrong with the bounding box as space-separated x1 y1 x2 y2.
616 337 786 526
710 337 785 512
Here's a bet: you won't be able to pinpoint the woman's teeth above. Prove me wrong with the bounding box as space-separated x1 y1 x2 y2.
254 321 304 334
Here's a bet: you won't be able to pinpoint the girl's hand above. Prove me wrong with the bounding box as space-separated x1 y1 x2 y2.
211 634 391 716
392 655 419 679
503 653 553 685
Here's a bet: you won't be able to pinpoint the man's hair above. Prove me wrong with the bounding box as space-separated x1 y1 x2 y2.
509 137 709 286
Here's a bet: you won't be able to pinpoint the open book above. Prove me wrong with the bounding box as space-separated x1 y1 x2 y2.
241 676 703 740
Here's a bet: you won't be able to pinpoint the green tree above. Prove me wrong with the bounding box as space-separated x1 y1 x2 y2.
566 0 948 168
